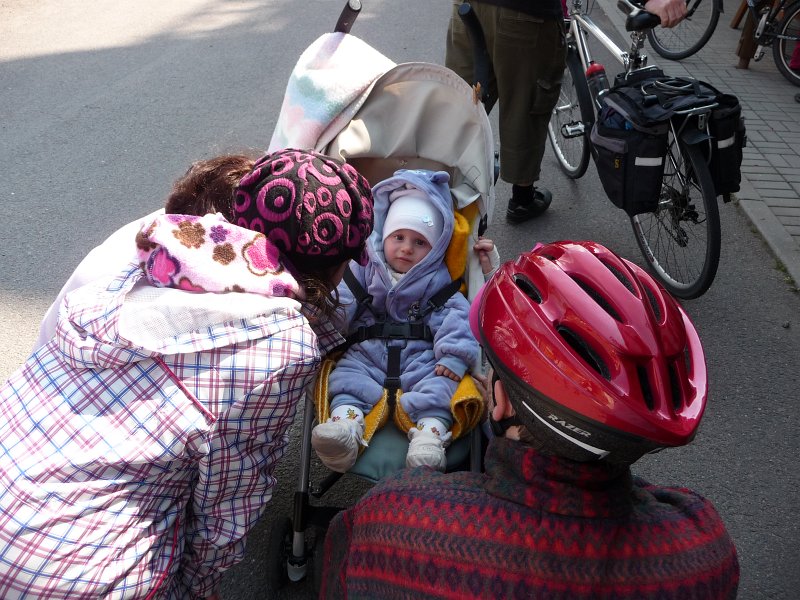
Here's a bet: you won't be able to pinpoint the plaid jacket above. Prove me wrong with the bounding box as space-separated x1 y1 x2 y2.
321 437 740 599
0 223 343 599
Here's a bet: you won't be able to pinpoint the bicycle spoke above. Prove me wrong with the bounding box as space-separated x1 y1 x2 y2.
547 47 591 178
631 135 720 298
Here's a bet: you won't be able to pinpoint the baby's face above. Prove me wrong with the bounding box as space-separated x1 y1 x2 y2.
383 228 432 273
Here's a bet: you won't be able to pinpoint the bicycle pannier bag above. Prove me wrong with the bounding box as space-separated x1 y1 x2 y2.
591 83 670 216
640 77 746 198
707 93 746 197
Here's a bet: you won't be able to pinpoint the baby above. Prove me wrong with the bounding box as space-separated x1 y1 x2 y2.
312 169 485 472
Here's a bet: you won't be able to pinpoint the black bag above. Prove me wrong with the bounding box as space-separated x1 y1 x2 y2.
707 93 746 197
592 74 746 214
590 78 671 216
590 108 668 216
639 77 746 197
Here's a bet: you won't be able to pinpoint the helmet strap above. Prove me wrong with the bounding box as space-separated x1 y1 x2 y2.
488 414 522 437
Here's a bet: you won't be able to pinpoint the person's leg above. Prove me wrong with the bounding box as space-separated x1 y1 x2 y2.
312 397 368 473
790 41 800 70
313 355 382 472
406 416 452 471
399 374 456 471
490 11 566 222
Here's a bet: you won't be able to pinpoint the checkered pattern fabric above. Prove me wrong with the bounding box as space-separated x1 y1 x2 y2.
0 265 342 599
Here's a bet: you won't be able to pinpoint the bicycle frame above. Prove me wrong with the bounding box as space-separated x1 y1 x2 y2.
567 1 717 137
565 0 651 110
747 0 791 44
744 0 800 85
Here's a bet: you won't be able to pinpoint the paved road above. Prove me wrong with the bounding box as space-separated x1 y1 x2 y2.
1 1 798 599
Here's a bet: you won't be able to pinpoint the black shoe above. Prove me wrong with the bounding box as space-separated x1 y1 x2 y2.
506 187 552 223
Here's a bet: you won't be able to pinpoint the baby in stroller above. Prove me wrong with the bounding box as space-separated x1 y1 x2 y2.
259 5 501 590
311 168 482 473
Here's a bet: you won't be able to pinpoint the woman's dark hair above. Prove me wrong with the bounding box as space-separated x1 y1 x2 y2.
295 266 345 322
164 153 259 220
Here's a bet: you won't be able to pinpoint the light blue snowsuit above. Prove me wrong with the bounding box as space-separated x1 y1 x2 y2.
328 169 480 426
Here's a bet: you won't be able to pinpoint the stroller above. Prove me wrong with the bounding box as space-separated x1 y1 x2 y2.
264 1 496 593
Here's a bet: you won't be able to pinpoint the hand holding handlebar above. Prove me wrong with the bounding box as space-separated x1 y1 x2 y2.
643 0 687 27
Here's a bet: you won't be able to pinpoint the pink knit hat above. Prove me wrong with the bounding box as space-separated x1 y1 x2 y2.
233 149 374 271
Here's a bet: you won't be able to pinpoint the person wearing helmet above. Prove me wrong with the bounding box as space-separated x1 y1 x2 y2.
0 150 374 600
320 241 739 599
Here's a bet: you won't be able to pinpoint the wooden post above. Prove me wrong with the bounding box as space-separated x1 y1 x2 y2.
731 0 748 28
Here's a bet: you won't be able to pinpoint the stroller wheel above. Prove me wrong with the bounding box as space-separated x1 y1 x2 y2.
264 516 293 595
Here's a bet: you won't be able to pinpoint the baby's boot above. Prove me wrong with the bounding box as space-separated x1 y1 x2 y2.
311 406 366 473
406 418 452 471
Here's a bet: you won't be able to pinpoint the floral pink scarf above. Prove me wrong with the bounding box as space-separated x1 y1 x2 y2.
136 213 302 299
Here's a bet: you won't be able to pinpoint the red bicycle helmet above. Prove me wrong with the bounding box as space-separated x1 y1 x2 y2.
472 241 707 464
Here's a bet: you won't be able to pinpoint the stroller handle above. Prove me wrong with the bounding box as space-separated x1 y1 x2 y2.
457 3 492 107
335 0 362 33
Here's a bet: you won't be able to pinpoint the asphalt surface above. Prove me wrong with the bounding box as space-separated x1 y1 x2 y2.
1 1 798 599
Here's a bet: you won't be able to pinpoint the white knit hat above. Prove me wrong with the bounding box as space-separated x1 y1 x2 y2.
381 189 444 247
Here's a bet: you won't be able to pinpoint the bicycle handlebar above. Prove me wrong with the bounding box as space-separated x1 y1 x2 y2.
617 0 661 31
334 0 362 33
457 2 492 106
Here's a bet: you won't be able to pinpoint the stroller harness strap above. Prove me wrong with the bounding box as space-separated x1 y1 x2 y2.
340 267 464 410
349 321 433 345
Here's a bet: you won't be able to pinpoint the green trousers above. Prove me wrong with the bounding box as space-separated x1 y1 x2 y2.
446 1 566 186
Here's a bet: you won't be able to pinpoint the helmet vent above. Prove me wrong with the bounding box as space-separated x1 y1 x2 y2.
668 363 682 410
643 284 662 321
512 274 543 303
572 277 622 322
637 366 655 410
557 325 610 380
602 260 635 294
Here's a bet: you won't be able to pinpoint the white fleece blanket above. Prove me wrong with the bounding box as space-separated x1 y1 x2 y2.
268 32 395 153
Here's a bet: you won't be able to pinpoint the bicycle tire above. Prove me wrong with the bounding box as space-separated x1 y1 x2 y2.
647 0 720 60
772 0 800 87
630 134 721 299
547 45 593 178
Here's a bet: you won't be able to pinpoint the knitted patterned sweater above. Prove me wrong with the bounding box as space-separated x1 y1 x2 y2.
320 437 739 599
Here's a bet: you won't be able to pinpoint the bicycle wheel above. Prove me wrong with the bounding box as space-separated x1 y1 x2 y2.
630 132 721 299
647 0 720 60
772 0 800 87
547 45 593 178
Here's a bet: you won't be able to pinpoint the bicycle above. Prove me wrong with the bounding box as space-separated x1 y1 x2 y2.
548 0 725 299
647 0 800 88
